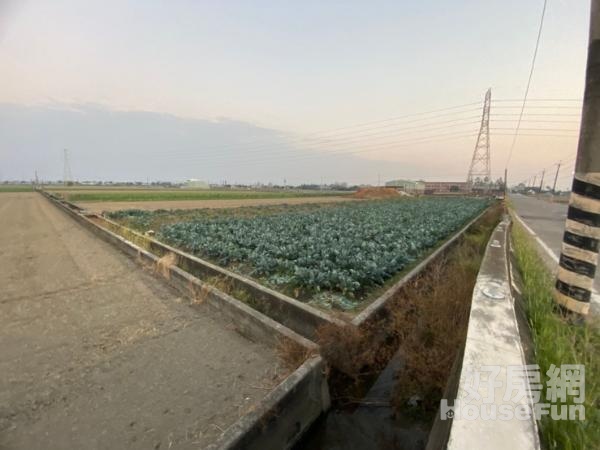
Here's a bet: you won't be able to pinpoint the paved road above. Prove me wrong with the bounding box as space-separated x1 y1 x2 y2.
0 192 281 449
510 194 600 311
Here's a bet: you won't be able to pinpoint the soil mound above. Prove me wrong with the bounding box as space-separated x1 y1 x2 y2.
352 187 400 199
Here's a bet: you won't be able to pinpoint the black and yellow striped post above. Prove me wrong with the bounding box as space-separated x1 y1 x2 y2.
555 0 600 316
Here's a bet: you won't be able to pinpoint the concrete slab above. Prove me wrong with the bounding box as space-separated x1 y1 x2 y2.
447 218 540 450
0 192 323 449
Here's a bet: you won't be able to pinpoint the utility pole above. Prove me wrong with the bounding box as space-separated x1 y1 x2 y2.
539 169 545 193
552 162 561 194
552 161 562 194
533 175 537 189
63 149 73 185
554 0 600 316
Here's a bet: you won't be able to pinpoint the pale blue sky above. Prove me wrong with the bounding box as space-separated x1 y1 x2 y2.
0 0 591 185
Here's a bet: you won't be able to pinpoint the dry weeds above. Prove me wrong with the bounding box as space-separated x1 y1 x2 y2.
155 252 177 280
276 337 315 372
315 204 502 413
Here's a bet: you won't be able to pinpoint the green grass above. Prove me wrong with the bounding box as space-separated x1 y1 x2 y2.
56 189 349 202
0 184 34 192
512 222 599 450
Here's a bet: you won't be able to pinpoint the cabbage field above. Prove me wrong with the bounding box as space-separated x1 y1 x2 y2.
146 197 489 302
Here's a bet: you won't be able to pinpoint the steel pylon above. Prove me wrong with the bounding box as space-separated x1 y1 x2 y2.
467 89 492 186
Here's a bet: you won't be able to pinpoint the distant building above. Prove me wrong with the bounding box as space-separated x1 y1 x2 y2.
385 179 425 194
424 181 470 194
183 179 209 189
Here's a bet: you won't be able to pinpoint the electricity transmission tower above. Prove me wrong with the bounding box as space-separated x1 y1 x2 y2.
466 88 492 187
63 149 73 185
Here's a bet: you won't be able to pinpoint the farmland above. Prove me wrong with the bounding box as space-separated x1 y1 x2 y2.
0 184 34 192
51 188 350 203
109 197 489 309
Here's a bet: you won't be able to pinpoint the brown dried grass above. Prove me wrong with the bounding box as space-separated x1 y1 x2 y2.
276 337 315 371
155 252 177 279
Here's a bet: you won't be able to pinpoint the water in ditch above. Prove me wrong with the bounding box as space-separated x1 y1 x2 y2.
295 350 432 450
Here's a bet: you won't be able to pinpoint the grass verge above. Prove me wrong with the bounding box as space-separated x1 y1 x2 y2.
512 221 600 450
0 184 34 192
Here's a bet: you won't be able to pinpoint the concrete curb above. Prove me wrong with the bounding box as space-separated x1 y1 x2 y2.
446 216 540 450
207 355 329 450
39 190 331 450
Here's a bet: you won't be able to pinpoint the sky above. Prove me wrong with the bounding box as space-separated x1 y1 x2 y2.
0 0 591 187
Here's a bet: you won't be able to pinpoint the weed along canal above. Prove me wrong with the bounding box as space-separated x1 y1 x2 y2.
296 205 501 449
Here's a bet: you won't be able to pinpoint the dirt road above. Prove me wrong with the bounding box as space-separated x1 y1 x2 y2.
76 196 355 213
0 192 282 449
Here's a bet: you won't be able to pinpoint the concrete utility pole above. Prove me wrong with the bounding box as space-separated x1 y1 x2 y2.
63 149 73 185
554 0 600 316
553 162 562 194
539 169 545 192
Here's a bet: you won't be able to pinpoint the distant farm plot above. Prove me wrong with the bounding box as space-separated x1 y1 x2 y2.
0 184 33 192
53 189 350 203
108 197 490 310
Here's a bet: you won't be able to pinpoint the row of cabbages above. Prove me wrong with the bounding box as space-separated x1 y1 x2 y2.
158 197 489 297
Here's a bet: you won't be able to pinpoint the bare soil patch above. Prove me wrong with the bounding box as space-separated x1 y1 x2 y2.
77 195 356 213
351 187 400 199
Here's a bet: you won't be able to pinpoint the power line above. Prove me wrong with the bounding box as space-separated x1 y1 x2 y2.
151 106 484 161
160 120 482 164
505 0 548 169
492 98 582 102
153 128 482 167
153 107 581 163
491 119 580 123
151 98 581 161
492 112 581 116
494 105 581 109
148 112 483 162
492 127 579 132
493 133 579 138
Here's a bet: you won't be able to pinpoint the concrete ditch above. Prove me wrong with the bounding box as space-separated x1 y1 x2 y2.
39 190 330 450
